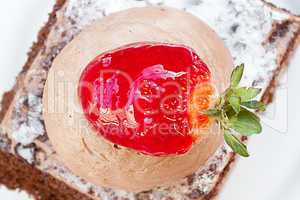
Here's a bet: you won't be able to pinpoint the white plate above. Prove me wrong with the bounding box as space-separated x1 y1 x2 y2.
0 1 299 200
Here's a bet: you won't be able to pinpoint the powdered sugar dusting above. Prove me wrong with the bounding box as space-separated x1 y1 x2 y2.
16 145 35 164
186 0 277 88
65 0 147 29
11 94 44 145
2 0 290 199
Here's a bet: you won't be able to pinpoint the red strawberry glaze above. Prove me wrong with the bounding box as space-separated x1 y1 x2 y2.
78 42 214 156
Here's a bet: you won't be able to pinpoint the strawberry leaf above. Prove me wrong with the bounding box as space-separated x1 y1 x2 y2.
230 64 244 87
228 96 241 114
204 64 265 157
224 131 249 157
229 109 262 136
234 87 261 102
242 100 266 111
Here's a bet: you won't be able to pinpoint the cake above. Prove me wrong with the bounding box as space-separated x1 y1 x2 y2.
0 0 299 200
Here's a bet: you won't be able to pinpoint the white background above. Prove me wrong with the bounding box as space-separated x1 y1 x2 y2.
0 1 299 200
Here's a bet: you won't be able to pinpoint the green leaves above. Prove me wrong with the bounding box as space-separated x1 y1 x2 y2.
234 87 262 102
228 96 241 113
242 100 266 111
224 131 249 157
229 109 262 136
205 64 266 157
230 64 244 87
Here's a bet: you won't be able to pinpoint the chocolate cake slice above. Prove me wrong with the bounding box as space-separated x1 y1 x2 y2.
0 0 299 200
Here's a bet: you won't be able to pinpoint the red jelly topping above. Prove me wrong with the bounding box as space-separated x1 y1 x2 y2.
78 43 214 156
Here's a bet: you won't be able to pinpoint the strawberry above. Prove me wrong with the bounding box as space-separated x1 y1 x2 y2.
78 42 213 156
